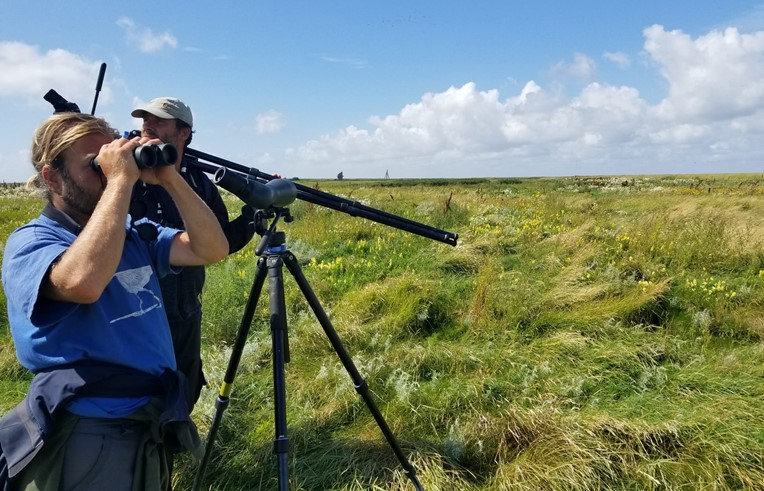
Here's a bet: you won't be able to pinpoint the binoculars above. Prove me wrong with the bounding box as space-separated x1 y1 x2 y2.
91 143 178 172
132 143 178 169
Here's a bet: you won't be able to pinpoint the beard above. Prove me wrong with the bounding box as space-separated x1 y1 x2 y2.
143 126 180 144
60 168 101 223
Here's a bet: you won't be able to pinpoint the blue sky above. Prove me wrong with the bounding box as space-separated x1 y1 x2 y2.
2 1 764 182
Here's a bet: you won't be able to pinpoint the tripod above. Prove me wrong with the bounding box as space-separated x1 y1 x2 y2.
192 208 424 491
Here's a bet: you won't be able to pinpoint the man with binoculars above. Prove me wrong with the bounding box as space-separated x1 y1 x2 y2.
130 97 255 407
1 111 229 489
130 97 256 485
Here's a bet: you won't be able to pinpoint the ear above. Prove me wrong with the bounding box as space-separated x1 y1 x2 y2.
42 164 63 196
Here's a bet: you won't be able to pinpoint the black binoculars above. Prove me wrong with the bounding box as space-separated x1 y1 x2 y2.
91 143 178 172
132 143 178 169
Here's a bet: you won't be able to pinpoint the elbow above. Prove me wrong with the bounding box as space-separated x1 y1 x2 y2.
201 224 229 263
214 236 230 262
199 235 229 264
64 276 106 304
43 275 104 304
71 288 103 305
173 231 229 266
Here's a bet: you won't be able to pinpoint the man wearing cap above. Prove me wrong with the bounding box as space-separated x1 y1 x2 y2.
130 97 256 486
1 111 229 490
129 98 255 409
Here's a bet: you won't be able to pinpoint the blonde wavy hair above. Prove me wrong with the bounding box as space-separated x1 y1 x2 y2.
27 112 118 199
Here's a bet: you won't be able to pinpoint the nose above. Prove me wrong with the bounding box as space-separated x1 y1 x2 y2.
142 120 155 136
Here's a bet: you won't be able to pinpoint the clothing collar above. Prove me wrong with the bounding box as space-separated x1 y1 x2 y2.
41 202 82 236
41 203 135 238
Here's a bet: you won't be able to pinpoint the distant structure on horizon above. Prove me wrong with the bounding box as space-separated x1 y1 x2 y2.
385 170 389 179
336 171 344 180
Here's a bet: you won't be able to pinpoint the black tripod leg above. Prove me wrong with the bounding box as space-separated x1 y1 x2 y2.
267 255 291 491
192 257 269 491
282 252 425 491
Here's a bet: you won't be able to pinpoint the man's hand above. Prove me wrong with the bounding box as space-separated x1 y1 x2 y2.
95 136 144 185
135 137 179 185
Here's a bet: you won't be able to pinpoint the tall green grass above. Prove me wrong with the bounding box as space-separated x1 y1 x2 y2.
1 175 763 490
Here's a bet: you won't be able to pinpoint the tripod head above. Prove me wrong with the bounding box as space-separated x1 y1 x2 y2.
251 207 293 256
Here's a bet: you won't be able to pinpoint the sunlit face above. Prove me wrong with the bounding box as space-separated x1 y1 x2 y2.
53 133 111 224
141 113 184 148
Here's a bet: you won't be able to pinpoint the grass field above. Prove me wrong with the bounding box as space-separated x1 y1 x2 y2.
1 174 763 490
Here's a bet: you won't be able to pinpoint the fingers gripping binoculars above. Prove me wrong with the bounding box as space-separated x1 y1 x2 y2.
91 143 178 172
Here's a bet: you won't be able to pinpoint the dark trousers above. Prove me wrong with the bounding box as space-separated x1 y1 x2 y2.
61 418 147 490
14 412 165 491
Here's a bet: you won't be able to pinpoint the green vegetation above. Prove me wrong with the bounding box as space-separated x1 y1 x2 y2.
1 174 764 490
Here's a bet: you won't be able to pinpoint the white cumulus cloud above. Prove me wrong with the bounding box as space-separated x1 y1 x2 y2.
256 110 285 135
645 25 764 122
286 25 764 178
0 41 107 105
117 17 177 53
603 51 631 69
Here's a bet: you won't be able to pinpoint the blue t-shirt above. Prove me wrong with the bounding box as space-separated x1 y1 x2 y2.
2 213 180 417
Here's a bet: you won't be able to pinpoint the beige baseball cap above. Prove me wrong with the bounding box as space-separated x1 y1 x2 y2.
131 97 193 127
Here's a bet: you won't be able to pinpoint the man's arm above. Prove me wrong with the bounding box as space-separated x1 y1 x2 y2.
196 173 255 254
148 168 229 266
208 190 255 254
41 139 140 304
42 179 134 303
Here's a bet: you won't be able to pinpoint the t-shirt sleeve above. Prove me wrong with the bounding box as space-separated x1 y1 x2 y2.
148 223 182 278
2 225 77 326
